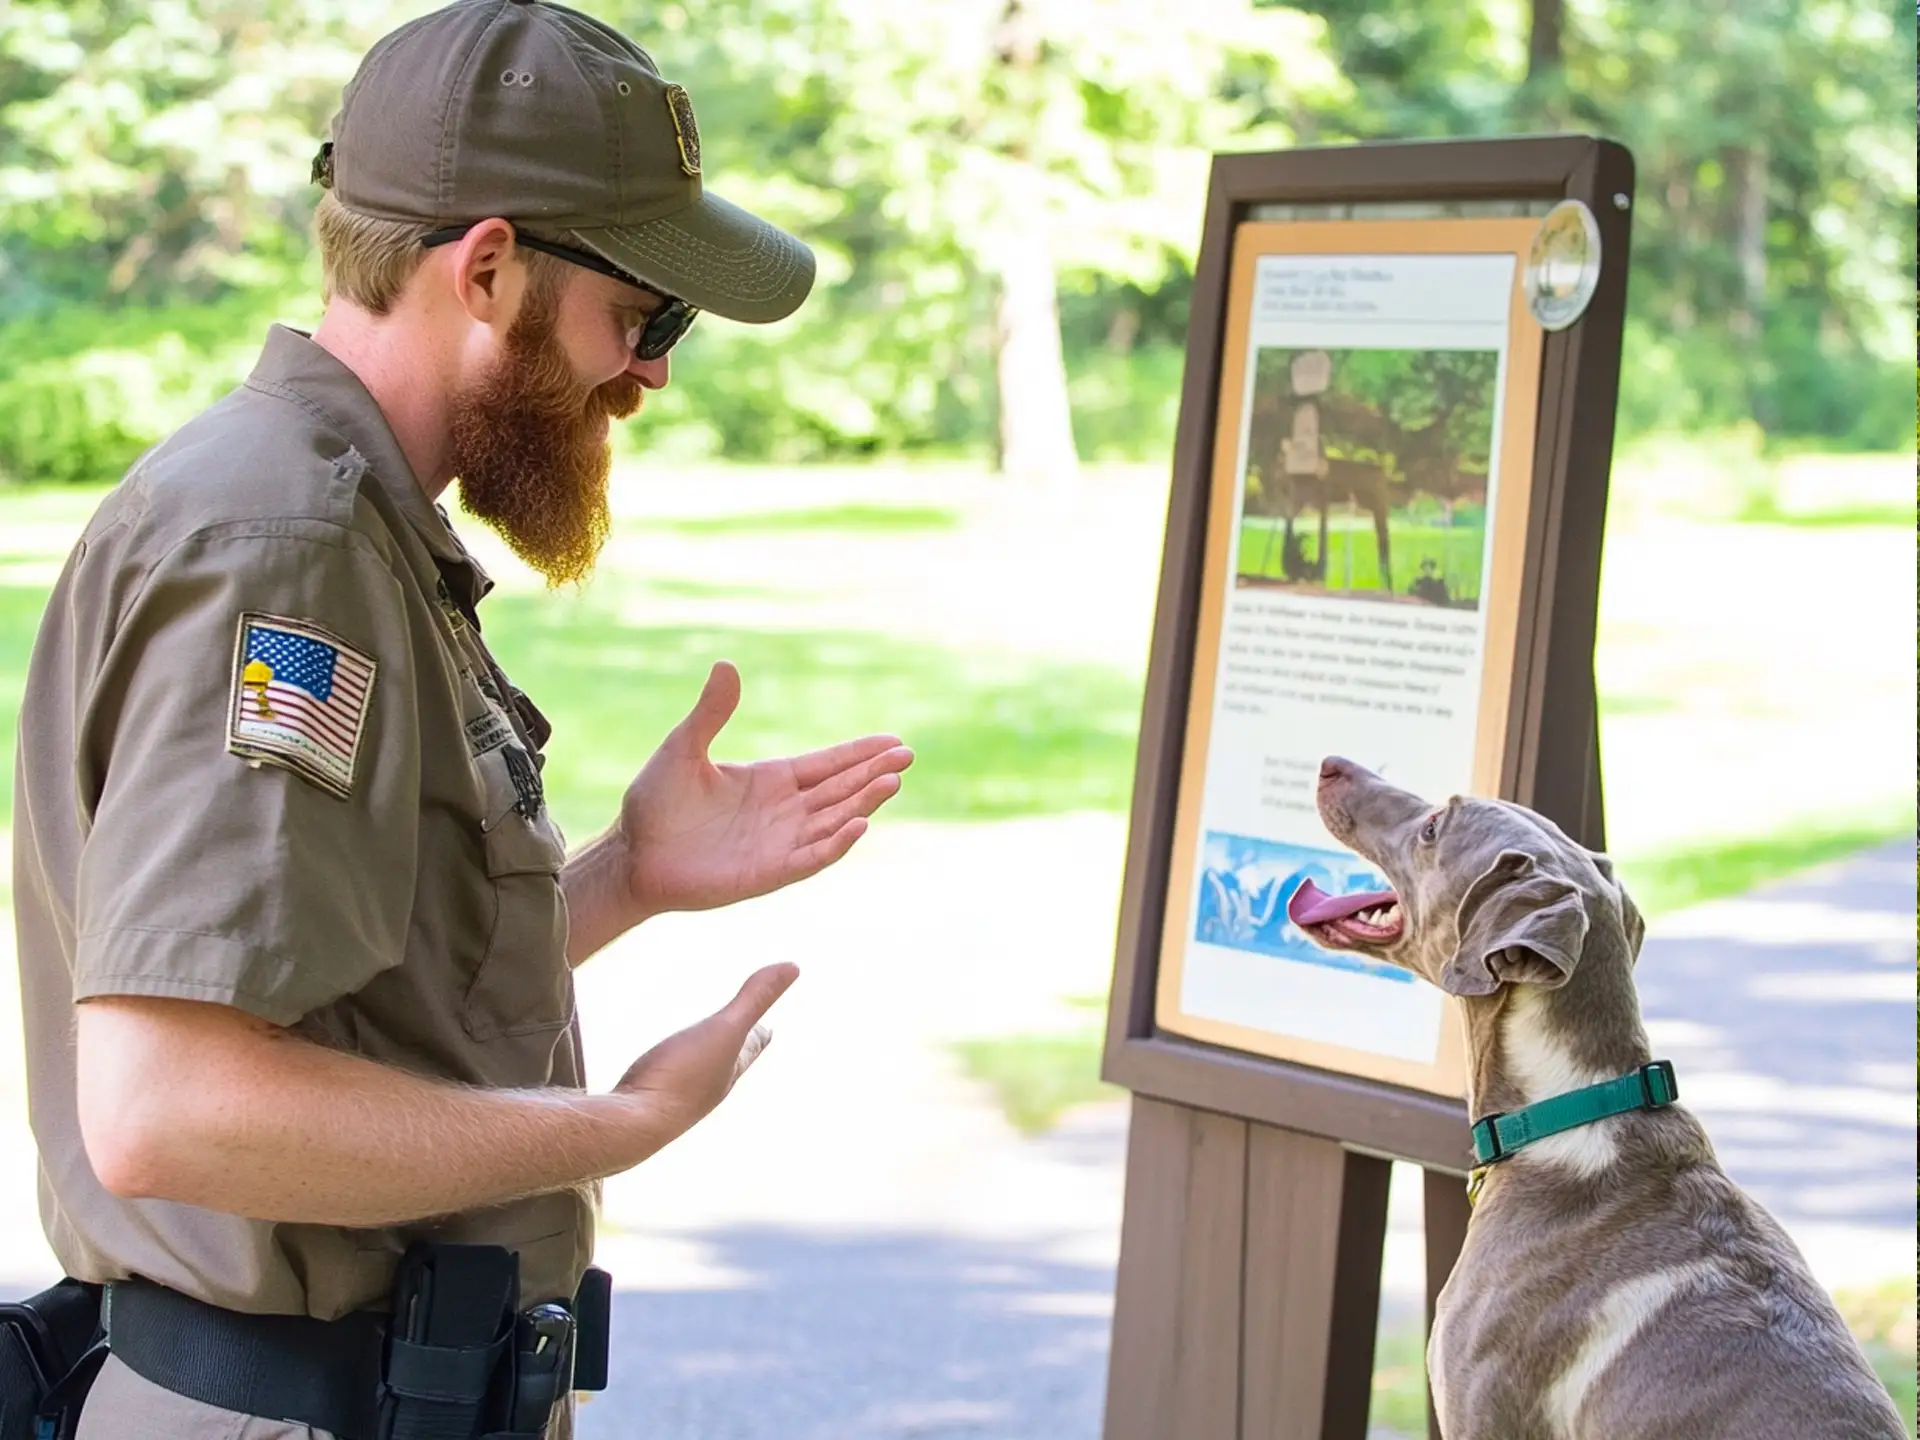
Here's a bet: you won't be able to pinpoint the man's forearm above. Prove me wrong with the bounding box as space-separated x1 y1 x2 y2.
561 828 646 966
82 999 674 1228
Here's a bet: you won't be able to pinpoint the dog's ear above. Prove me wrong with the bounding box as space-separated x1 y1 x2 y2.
1590 850 1647 963
1442 849 1590 997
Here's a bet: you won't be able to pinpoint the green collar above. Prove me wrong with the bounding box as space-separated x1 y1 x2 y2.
1471 1060 1678 1168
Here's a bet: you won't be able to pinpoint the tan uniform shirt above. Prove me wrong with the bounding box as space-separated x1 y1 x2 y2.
11 325 593 1321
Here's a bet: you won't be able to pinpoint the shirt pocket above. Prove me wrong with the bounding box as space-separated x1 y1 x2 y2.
462 741 574 1042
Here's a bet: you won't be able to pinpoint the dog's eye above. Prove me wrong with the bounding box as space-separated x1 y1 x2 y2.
1419 812 1441 843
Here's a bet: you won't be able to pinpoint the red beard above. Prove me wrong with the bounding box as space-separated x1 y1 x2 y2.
448 293 643 588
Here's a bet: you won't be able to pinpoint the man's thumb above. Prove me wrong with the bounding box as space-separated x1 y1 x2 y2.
678 659 743 758
727 963 799 1031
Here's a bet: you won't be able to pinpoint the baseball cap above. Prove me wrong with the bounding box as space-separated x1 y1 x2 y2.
314 0 814 323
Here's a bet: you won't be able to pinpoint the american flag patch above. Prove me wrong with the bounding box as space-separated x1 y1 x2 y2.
226 613 377 799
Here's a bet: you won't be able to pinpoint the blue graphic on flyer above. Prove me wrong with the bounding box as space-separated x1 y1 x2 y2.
1194 832 1413 983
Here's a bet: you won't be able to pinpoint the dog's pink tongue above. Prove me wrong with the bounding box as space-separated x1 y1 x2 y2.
1288 879 1399 927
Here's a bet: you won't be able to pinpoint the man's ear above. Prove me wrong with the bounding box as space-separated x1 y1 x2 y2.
1441 849 1590 997
1590 849 1647 964
448 218 521 321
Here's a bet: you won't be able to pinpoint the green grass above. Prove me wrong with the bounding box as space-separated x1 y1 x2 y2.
1617 810 1914 919
1834 1279 1920 1437
1237 517 1485 603
951 1029 1120 1136
476 589 1143 837
1368 1319 1432 1438
643 502 961 536
1735 499 1915 528
951 995 1118 1136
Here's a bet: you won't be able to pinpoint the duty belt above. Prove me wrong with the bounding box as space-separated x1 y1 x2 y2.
104 1246 610 1440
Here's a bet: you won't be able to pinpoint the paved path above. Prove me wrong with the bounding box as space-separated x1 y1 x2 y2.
1635 840 1917 1262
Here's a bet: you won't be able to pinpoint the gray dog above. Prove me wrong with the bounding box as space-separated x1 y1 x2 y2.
1288 757 1904 1440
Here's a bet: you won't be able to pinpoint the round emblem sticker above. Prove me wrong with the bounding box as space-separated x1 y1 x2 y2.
1525 200 1601 331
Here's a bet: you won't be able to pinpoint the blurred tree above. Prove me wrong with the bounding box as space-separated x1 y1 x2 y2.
597 0 1328 473
0 0 1911 484
0 0 435 316
1277 0 1916 444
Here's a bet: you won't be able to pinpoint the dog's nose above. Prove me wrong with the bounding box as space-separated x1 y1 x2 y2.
1320 756 1352 783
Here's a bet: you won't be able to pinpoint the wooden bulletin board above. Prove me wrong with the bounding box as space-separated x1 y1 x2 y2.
1101 136 1636 1173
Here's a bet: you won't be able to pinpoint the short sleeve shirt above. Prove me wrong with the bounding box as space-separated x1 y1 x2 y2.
10 326 592 1320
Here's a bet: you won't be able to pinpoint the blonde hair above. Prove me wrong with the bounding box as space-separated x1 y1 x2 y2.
314 192 433 315
314 191 567 316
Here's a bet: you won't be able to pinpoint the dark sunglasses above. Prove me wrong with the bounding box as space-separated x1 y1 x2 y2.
420 224 698 361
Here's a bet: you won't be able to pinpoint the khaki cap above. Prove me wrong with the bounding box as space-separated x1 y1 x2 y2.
318 0 814 323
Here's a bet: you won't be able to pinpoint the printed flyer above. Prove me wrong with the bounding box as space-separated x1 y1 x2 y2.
1155 220 1546 1093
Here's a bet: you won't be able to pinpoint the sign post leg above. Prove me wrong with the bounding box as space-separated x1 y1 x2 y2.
1106 1095 1247 1440
1104 1095 1391 1440
1421 1169 1473 1439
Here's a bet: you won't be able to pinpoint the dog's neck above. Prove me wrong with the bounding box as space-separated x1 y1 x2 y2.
1461 946 1654 1180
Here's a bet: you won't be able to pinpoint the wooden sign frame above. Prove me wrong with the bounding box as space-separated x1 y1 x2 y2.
1102 135 1635 1175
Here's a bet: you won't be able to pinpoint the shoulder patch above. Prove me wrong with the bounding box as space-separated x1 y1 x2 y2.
227 612 377 800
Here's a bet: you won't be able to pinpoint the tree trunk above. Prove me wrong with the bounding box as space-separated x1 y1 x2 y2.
1727 144 1769 340
1527 0 1563 82
1519 0 1566 127
986 0 1078 483
991 201 1079 483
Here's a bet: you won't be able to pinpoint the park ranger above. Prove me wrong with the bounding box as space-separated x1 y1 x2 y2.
9 1 913 1435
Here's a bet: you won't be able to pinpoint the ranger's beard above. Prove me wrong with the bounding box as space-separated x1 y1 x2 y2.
448 289 643 588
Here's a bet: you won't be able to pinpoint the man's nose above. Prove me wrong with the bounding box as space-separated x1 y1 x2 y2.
628 353 670 390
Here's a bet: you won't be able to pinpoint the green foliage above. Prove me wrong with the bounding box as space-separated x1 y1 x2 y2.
1066 341 1189 463
1255 346 1498 473
1 0 1913 480
1284 0 1917 452
0 0 420 313
0 290 307 485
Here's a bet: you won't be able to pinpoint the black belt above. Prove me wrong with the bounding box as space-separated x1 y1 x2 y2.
106 1281 387 1439
104 1261 611 1440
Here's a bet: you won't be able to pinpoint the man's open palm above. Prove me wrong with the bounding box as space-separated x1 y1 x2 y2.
617 661 913 920
614 963 799 1130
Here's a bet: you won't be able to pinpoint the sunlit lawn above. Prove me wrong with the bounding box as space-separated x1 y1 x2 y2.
480 587 1143 838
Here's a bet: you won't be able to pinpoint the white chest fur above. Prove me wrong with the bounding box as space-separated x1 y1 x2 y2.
1499 988 1619 1178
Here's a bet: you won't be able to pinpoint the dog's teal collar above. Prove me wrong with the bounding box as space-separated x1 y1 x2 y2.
1471 1060 1679 1168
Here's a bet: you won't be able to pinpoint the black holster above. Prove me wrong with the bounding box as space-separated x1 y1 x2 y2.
380 1242 605 1440
0 1278 108 1440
